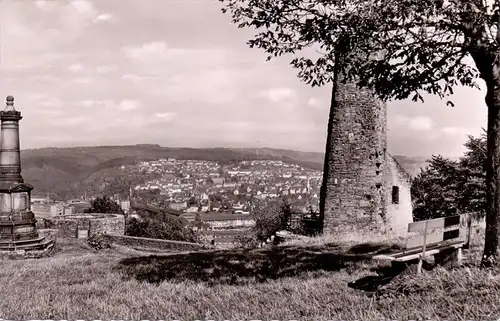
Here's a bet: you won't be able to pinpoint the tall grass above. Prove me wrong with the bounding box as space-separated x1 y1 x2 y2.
0 229 496 320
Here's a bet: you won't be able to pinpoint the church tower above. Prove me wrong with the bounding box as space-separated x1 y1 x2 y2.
0 96 54 256
320 82 413 238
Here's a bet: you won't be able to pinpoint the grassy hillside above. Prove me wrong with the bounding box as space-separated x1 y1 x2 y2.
18 145 429 198
0 227 493 319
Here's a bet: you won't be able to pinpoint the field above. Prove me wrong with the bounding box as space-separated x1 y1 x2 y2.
0 230 496 320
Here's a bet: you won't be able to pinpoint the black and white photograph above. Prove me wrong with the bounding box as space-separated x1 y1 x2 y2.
0 0 497 319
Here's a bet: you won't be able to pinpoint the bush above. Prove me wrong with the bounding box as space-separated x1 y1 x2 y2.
252 198 291 243
87 233 111 250
299 211 322 237
85 195 124 214
233 231 260 249
125 216 199 243
233 198 291 249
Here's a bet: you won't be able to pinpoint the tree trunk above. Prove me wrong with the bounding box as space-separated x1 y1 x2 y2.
481 63 500 267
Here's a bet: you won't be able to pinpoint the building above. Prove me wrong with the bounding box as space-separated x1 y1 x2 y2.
169 201 187 211
0 96 54 255
120 200 130 213
31 194 49 203
198 212 255 229
64 201 90 214
31 203 53 220
321 83 413 238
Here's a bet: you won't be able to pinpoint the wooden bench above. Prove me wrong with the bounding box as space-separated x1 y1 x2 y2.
373 214 480 273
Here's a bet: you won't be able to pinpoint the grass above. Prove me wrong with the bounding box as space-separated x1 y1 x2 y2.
0 228 496 320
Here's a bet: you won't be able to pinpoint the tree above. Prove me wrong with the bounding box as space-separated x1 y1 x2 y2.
251 198 291 243
411 155 461 220
219 0 500 266
85 195 124 214
411 133 487 220
457 131 487 216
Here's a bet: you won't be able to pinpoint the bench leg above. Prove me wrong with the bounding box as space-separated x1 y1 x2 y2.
435 247 463 268
391 259 420 275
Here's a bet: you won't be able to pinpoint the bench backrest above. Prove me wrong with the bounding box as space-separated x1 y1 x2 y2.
405 214 473 250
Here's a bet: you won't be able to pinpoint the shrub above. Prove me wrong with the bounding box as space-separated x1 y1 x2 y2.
125 216 200 243
252 198 291 243
87 233 110 250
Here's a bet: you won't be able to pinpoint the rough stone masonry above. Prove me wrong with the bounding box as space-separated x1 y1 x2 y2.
322 82 413 239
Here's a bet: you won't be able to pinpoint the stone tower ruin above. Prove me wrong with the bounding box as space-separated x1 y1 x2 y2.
321 83 413 238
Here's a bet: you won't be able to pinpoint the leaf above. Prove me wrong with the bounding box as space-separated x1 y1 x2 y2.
446 100 455 107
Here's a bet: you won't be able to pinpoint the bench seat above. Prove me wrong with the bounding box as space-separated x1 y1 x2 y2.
373 240 464 262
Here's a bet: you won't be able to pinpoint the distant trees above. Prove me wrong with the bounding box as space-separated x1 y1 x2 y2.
411 133 486 221
85 196 124 214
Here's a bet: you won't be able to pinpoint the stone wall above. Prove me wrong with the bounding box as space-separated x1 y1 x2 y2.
102 233 211 252
322 82 389 236
44 213 125 239
88 214 125 236
384 153 414 237
44 218 79 238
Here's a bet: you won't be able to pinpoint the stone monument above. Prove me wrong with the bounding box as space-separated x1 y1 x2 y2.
0 96 54 257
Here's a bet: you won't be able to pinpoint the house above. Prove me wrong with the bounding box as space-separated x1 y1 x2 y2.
199 212 255 229
170 201 187 211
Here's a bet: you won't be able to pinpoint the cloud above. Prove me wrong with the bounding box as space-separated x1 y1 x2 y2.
72 77 91 84
33 0 57 12
117 100 141 111
39 98 63 108
154 112 177 122
94 13 113 22
265 88 296 102
121 74 162 83
408 116 434 131
307 97 320 106
78 99 141 111
307 97 327 110
70 0 96 16
122 41 186 61
392 115 434 131
79 100 109 108
66 64 84 73
441 126 472 137
31 109 64 117
51 116 88 127
96 65 117 75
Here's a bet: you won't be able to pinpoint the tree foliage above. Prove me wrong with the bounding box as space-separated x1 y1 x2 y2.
412 133 487 220
235 198 292 248
85 195 124 214
220 0 497 104
125 216 199 243
412 155 461 220
253 198 292 242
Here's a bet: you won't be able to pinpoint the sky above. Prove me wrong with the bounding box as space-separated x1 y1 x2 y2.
0 0 488 157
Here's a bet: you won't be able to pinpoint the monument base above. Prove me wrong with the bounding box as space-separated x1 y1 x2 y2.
0 237 55 259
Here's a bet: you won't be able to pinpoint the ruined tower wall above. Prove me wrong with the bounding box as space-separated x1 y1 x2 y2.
384 153 413 237
322 83 389 236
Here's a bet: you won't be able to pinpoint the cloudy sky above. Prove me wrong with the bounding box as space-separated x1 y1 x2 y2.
0 0 487 157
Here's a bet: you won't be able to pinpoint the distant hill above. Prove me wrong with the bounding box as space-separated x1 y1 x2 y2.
18 145 430 199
